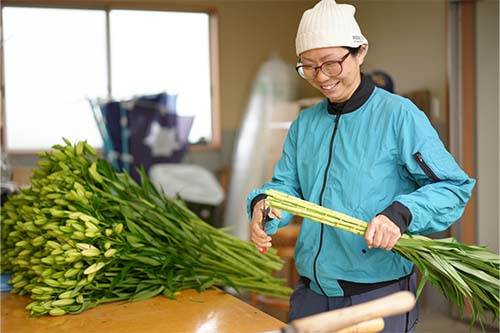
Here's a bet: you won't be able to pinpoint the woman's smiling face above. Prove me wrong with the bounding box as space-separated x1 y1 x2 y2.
299 45 367 103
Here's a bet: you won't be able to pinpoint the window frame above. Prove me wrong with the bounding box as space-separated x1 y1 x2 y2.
0 0 221 154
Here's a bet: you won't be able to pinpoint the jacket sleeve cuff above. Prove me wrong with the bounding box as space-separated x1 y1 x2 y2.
250 193 268 218
379 201 412 234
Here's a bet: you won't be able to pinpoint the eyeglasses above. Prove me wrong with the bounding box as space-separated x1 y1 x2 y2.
296 52 350 80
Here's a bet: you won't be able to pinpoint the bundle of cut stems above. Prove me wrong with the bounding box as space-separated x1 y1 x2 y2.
0 140 291 317
265 189 499 331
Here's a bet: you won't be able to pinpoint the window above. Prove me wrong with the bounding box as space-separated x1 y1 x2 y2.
3 7 107 151
2 4 219 152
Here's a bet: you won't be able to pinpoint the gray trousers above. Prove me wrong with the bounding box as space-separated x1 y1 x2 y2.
288 272 419 333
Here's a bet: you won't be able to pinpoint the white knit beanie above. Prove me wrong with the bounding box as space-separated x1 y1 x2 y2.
295 0 368 56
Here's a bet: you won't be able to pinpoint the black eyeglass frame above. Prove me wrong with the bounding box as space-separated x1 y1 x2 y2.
295 51 351 80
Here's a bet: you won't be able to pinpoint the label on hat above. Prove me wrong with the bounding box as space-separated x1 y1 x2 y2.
352 35 364 43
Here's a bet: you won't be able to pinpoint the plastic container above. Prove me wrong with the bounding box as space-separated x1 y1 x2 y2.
1 274 13 291
149 164 225 226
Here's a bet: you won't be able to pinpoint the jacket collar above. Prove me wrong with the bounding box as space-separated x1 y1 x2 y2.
327 73 375 115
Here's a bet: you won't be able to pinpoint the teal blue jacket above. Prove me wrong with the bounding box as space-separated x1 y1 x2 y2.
247 86 475 297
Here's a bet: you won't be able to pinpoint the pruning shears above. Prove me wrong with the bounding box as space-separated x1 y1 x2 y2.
259 205 272 254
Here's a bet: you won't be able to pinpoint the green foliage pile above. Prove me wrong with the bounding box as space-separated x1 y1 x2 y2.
1 140 291 316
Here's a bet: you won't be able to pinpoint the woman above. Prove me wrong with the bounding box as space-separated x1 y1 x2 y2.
247 1 475 332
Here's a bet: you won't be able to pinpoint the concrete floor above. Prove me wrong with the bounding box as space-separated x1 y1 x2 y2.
416 285 499 333
418 308 499 333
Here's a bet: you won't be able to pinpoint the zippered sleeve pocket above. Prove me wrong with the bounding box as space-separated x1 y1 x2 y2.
413 152 441 182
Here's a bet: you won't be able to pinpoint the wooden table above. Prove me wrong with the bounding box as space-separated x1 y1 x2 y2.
1 289 285 333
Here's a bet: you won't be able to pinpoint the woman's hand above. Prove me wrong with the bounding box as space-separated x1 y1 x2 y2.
364 215 401 250
249 199 282 253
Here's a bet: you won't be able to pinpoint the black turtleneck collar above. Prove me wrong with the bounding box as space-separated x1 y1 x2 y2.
327 73 375 115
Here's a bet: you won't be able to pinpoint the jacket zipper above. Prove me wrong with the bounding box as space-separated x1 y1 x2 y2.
313 113 341 295
413 152 441 182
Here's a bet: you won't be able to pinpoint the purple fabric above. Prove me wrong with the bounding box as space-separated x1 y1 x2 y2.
99 100 124 170
127 93 193 182
98 92 193 182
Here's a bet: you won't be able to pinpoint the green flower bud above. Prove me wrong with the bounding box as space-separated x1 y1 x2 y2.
81 248 100 257
49 308 66 316
51 248 64 256
41 268 54 278
58 291 73 299
84 221 99 232
15 240 29 248
52 151 67 161
46 241 61 249
74 262 84 269
104 249 118 258
9 274 25 284
84 231 99 238
89 162 103 184
32 305 48 313
63 268 81 278
25 301 39 310
49 208 66 217
32 235 46 246
76 141 84 155
115 223 124 234
51 299 75 306
31 287 47 295
18 249 32 257
59 226 73 234
72 231 86 240
41 256 55 265
13 280 28 289
60 280 77 288
44 278 60 287
83 262 105 275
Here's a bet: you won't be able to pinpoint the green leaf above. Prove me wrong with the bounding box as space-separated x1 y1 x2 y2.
130 285 165 302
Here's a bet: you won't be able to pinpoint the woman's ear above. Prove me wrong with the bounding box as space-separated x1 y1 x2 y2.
357 45 368 65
